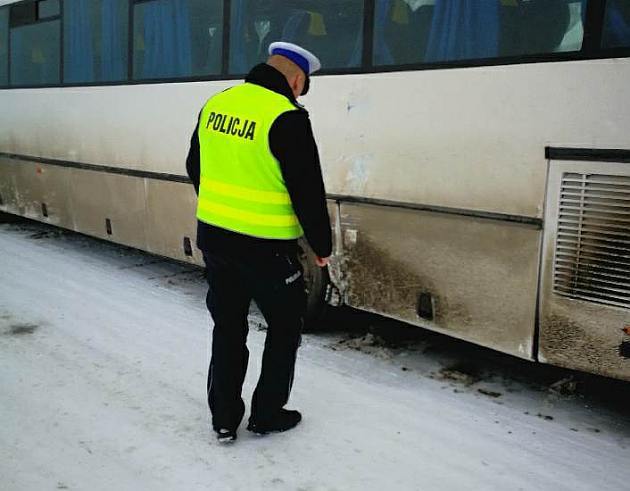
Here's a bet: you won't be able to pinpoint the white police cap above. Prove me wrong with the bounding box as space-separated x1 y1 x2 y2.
268 42 322 75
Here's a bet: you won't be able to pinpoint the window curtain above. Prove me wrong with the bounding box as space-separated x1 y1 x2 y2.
347 31 362 67
65 0 94 83
425 0 499 62
557 0 589 52
603 1 630 48
101 0 126 81
9 28 24 85
141 0 192 78
229 0 248 73
371 0 394 65
1 10 9 85
11 24 59 85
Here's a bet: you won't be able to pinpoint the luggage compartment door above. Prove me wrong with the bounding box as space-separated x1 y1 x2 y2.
539 158 630 380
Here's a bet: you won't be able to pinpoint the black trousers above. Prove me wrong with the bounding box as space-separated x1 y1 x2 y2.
202 247 306 431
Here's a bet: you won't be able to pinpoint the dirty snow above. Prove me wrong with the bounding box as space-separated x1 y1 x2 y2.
1 221 629 491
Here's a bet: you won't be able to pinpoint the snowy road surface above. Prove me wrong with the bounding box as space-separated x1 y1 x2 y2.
1 220 629 491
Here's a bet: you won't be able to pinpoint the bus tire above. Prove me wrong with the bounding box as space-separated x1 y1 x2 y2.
297 239 329 331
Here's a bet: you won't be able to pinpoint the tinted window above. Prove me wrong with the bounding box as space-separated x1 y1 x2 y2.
133 0 223 80
0 9 7 86
602 0 630 49
373 0 586 66
10 19 60 86
38 0 60 19
230 0 364 74
10 3 37 27
64 0 128 83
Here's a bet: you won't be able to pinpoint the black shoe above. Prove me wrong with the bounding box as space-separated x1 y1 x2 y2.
215 428 237 444
247 409 302 435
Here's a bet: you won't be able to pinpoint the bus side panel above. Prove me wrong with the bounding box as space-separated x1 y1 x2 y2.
68 168 149 251
335 202 541 359
540 296 630 382
0 159 74 229
0 158 19 215
143 179 201 265
0 158 204 266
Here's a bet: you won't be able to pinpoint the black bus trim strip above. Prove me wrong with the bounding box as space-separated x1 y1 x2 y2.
0 152 543 227
546 147 630 163
327 194 542 227
0 151 191 183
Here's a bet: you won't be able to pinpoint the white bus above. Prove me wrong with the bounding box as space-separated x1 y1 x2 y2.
1 0 629 381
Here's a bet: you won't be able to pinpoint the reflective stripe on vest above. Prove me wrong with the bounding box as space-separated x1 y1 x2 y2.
196 82 304 240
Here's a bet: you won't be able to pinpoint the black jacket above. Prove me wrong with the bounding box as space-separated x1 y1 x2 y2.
185 64 332 258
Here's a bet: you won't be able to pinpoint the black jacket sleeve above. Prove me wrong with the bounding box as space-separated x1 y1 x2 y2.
269 110 333 258
185 115 201 195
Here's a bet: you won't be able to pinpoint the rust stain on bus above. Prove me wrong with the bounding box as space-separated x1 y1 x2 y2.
343 234 428 318
339 234 472 330
541 312 630 380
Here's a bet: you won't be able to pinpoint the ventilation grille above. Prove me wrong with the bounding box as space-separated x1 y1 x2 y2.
553 172 630 309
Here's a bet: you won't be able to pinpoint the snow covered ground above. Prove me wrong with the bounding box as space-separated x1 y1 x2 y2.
1 219 629 491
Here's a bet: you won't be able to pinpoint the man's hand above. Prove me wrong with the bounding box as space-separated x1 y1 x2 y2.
315 256 330 268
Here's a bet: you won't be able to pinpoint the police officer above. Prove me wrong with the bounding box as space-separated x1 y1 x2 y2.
186 42 332 443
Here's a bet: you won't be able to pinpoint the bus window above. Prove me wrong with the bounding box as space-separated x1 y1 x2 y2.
602 0 630 49
373 0 586 67
229 0 364 74
0 9 7 86
187 0 224 76
507 0 584 55
64 0 129 84
132 0 223 80
373 0 434 66
10 3 60 87
38 0 60 19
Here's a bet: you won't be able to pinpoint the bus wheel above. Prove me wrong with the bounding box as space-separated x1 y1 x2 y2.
297 239 329 331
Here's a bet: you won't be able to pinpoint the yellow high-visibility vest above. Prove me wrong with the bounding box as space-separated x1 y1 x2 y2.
197 82 304 239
